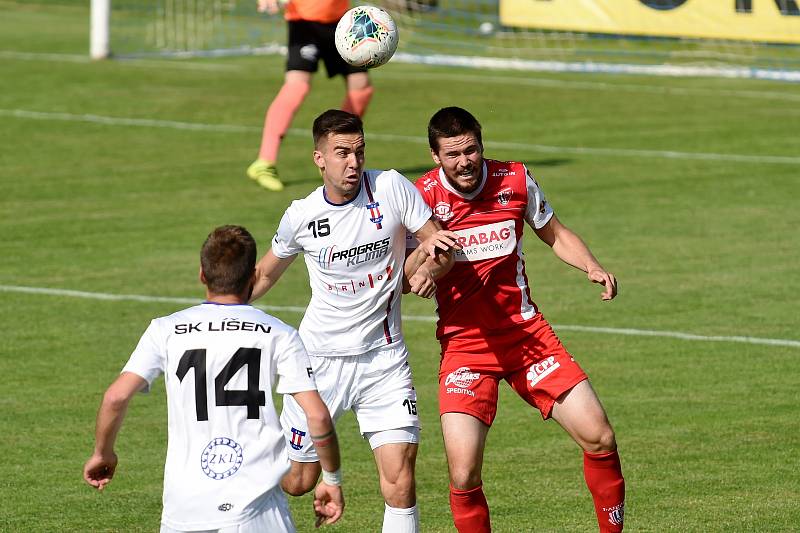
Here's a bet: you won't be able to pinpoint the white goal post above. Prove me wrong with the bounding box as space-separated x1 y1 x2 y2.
90 0 111 59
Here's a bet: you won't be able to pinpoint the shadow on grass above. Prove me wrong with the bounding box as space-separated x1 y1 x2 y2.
525 158 572 167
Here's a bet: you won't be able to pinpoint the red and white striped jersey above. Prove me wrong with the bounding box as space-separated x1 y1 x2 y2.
414 159 554 341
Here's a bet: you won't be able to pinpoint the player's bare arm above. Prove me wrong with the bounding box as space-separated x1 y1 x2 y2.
403 218 460 297
250 249 297 302
292 390 344 527
83 371 147 491
534 214 618 300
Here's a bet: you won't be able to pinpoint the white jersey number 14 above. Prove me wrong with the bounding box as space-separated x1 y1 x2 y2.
176 347 267 421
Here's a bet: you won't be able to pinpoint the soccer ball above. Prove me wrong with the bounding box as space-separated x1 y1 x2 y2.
335 6 399 69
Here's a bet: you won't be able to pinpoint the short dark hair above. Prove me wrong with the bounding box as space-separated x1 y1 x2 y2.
427 106 483 152
200 225 257 295
313 109 364 147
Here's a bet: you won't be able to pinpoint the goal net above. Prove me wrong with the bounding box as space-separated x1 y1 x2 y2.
94 0 800 81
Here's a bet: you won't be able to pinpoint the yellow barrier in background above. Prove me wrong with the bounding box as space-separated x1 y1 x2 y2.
500 0 800 44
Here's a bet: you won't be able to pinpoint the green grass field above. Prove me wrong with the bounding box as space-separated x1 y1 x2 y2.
2 1 800 531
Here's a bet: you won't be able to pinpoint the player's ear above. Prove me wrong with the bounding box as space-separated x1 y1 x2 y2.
246 271 257 301
199 266 207 285
431 148 441 166
313 150 325 173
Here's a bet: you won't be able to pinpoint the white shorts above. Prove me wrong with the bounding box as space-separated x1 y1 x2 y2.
160 486 295 533
281 343 420 462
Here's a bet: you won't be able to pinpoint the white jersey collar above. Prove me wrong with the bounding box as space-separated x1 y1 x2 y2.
322 173 365 207
438 161 487 200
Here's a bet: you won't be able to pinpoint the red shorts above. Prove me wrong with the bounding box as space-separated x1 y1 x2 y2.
438 314 587 426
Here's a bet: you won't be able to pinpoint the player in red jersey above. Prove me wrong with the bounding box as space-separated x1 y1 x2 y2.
412 107 625 533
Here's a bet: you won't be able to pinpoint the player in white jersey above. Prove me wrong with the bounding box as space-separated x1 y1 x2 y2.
83 225 345 532
251 110 457 533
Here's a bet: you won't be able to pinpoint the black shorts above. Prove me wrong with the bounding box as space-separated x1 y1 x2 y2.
286 20 368 78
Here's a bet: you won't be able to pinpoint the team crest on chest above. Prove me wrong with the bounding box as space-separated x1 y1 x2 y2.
497 187 513 205
200 437 244 480
362 174 383 230
433 201 454 221
366 201 383 229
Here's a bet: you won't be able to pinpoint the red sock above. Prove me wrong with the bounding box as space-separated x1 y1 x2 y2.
340 86 374 117
449 484 491 533
584 450 625 532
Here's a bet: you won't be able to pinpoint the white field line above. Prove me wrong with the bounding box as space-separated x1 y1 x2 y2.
375 70 800 103
0 285 306 314
0 109 257 133
2 108 798 165
2 284 799 349
11 47 799 82
0 50 242 71
0 51 91 63
389 52 800 83
5 49 799 103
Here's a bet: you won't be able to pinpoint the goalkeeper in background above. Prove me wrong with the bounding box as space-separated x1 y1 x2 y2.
247 0 374 192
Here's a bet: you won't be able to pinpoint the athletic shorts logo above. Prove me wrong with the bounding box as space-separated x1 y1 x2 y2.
433 201 454 221
444 367 479 397
604 502 625 526
444 367 480 388
289 427 306 450
526 356 560 387
300 44 318 61
200 437 244 480
497 187 513 205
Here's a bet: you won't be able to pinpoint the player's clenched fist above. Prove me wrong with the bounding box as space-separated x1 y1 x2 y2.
409 266 437 298
83 452 118 491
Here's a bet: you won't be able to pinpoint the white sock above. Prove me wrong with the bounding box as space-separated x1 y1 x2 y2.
382 503 419 533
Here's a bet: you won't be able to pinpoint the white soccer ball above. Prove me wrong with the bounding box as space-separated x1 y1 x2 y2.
335 5 399 69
